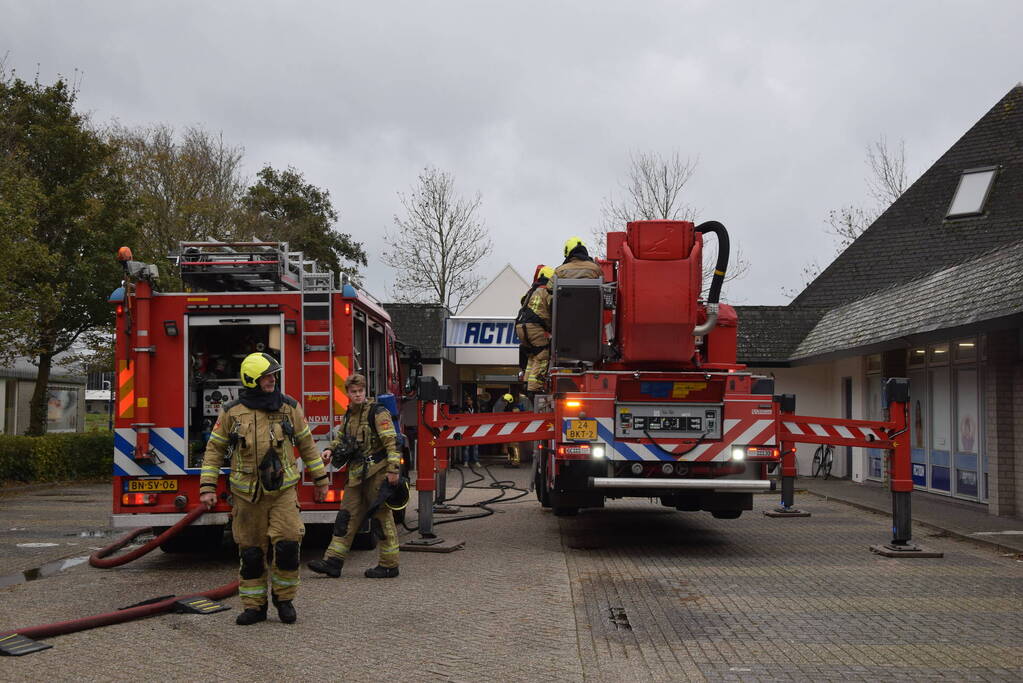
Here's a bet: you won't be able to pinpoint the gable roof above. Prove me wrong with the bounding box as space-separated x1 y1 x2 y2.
792 84 1023 310
790 239 1023 362
457 263 530 316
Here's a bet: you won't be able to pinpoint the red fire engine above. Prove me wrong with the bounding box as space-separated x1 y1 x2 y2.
108 241 403 548
415 220 916 554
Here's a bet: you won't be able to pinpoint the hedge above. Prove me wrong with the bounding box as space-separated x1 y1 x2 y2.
0 432 114 483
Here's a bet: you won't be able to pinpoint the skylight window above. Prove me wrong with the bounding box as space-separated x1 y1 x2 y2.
946 167 997 218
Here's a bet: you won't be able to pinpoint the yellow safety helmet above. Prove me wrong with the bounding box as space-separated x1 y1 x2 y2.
503 393 514 403
538 265 554 280
240 352 282 388
563 236 586 258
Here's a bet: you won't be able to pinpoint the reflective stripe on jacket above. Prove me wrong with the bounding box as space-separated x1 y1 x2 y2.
200 398 326 501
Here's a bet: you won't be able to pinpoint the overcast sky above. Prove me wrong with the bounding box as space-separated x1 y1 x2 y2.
4 1 1021 307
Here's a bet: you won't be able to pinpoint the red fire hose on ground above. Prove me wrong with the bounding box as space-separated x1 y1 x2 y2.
0 505 238 643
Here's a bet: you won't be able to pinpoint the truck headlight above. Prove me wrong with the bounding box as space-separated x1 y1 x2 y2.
592 445 606 459
731 447 745 461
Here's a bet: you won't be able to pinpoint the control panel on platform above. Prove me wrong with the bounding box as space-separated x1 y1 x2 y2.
615 403 723 440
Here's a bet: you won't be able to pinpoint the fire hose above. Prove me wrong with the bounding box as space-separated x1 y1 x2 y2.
0 505 238 642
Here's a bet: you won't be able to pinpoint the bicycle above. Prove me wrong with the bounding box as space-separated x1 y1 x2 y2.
811 444 834 479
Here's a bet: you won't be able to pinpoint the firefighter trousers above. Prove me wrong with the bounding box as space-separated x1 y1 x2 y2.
519 323 549 393
231 484 305 609
323 467 399 568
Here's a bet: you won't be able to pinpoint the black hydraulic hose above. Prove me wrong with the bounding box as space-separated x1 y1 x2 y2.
695 220 730 304
401 462 529 532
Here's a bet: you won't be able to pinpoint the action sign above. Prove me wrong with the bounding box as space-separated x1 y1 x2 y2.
445 317 521 348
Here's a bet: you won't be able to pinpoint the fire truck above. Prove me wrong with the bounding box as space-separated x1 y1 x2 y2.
415 220 779 520
108 241 403 549
416 219 913 548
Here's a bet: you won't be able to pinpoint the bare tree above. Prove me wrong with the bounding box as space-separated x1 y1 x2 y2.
825 136 908 250
382 167 493 311
595 150 749 297
784 136 908 297
594 150 698 255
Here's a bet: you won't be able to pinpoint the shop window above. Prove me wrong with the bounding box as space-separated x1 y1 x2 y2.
929 343 949 366
953 339 977 363
954 368 980 498
929 369 951 493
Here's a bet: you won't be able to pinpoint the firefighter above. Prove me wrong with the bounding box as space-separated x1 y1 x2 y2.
497 393 524 467
553 236 603 281
515 265 554 394
198 352 328 626
308 373 402 579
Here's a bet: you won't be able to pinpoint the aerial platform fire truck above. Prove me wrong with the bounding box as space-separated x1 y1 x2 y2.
417 220 780 519
108 241 403 549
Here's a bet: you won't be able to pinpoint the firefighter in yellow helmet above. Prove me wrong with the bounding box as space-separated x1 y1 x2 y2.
515 265 554 393
554 236 603 281
199 352 328 626
308 373 403 579
495 392 526 466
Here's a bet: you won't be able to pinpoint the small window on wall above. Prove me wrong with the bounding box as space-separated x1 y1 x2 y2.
865 354 882 374
946 167 997 218
908 347 927 368
929 343 949 366
953 339 977 363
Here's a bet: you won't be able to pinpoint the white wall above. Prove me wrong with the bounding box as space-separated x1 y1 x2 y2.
751 356 868 478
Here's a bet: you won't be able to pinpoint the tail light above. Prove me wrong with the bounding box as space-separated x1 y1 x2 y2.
121 493 157 506
324 489 343 503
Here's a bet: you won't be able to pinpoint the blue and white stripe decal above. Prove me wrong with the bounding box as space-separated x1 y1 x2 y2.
114 427 192 476
562 418 750 462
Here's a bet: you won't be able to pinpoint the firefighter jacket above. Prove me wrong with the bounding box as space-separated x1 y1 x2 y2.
200 396 327 502
330 399 401 486
521 284 552 329
553 256 602 281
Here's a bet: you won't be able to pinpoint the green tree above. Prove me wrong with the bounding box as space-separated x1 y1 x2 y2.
0 71 136 435
108 123 246 270
239 165 367 281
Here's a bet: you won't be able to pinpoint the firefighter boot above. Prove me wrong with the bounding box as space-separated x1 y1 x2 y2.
271 592 297 624
308 556 343 578
235 604 268 626
364 565 399 578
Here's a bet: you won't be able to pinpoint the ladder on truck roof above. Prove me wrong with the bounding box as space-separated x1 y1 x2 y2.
175 240 340 443
175 240 336 293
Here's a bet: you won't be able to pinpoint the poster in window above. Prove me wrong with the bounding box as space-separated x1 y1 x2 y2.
956 369 978 453
46 387 78 432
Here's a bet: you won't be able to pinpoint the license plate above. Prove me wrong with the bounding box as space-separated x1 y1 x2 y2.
126 479 177 493
566 419 597 441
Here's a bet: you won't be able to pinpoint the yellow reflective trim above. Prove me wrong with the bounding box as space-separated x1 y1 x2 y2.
296 426 311 438
209 432 228 444
714 269 726 276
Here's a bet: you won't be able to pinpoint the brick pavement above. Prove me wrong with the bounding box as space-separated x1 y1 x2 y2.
1 470 1021 681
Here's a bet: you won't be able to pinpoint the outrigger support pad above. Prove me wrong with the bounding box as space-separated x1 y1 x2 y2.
0 633 52 656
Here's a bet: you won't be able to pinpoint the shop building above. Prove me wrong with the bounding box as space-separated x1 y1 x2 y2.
738 84 1023 517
